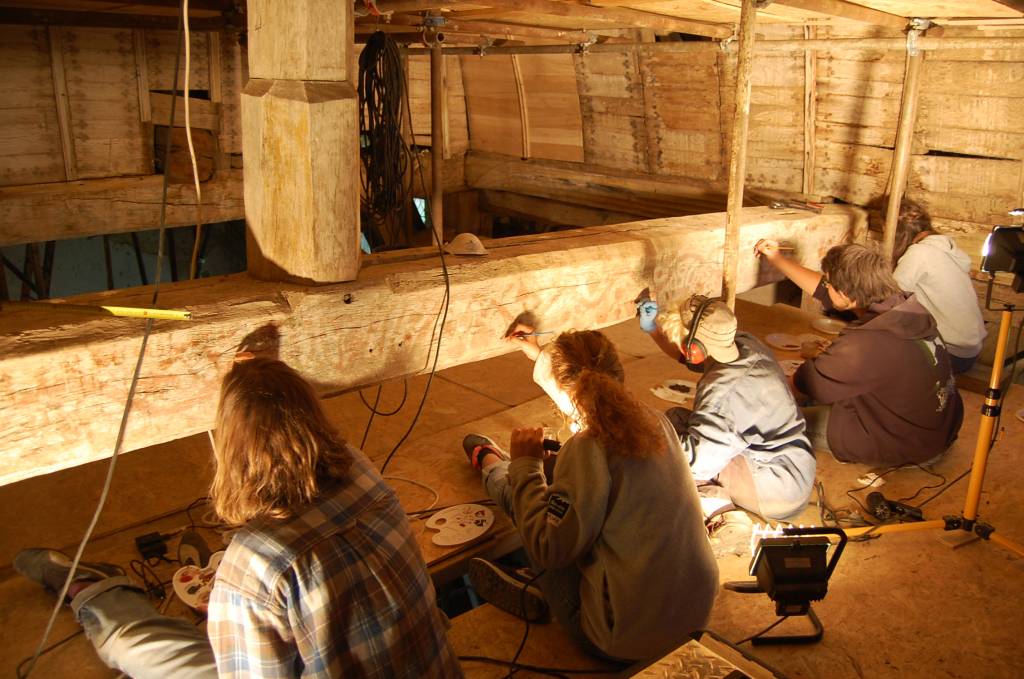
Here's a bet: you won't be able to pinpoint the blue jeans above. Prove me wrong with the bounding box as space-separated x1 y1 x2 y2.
70 578 217 679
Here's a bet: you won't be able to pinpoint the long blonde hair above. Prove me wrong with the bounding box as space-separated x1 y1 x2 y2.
548 330 666 458
210 358 352 525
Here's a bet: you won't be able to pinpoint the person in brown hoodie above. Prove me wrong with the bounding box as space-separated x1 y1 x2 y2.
755 241 963 465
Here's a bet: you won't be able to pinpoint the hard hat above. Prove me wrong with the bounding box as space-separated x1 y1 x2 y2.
444 233 489 256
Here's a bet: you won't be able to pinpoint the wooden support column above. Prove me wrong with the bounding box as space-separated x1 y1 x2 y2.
722 0 756 310
802 25 817 197
430 44 446 244
242 0 360 283
48 26 77 182
882 43 924 264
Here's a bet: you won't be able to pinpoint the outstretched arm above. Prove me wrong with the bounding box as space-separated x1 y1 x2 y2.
755 239 823 296
637 299 684 362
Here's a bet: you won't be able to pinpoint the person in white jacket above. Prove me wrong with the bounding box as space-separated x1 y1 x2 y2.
890 198 987 373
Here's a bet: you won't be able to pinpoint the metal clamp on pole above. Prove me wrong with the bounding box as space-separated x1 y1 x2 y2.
906 17 933 56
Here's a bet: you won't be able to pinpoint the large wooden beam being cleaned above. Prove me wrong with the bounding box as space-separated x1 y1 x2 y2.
0 208 862 486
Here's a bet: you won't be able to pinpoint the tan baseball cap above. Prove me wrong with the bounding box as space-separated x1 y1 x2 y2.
679 296 740 363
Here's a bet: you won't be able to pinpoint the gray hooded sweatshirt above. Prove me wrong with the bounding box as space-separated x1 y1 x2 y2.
894 234 986 359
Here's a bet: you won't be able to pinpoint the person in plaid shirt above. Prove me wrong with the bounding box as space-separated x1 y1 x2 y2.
16 357 462 678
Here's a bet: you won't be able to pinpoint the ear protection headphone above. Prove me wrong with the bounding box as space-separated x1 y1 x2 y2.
684 295 719 360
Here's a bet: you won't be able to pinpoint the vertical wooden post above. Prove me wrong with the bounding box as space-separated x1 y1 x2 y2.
48 26 78 182
882 46 923 264
722 0 757 310
430 44 445 245
802 25 817 197
242 0 361 283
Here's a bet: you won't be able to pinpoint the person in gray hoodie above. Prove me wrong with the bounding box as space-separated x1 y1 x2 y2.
756 242 963 465
890 199 986 373
461 329 718 664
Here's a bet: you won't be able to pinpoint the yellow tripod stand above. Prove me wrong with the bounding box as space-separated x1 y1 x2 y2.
846 285 1024 558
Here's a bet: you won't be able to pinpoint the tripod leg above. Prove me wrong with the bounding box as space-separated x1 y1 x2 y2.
751 607 824 645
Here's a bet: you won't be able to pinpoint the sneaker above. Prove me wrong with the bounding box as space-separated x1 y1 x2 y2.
468 558 548 622
707 510 754 558
14 548 124 597
462 434 509 470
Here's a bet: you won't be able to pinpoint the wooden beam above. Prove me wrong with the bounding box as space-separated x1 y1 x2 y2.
510 55 530 159
151 93 219 130
243 0 361 284
447 0 730 39
802 26 816 197
722 0 756 311
480 190 643 227
466 152 734 209
405 35 1024 56
0 172 244 247
772 0 907 29
133 29 152 123
430 44 446 245
0 8 225 30
0 208 861 485
882 48 924 264
48 27 77 182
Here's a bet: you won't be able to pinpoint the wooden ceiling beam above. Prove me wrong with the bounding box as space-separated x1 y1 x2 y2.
771 0 908 29
0 7 227 30
445 0 731 39
0 208 859 486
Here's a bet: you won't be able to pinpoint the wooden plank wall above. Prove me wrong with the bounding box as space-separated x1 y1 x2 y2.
458 54 583 162
454 26 1023 268
407 54 468 155
0 23 244 199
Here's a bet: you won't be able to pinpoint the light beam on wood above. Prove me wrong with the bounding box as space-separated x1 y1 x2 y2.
0 208 861 486
882 46 924 263
722 0 757 310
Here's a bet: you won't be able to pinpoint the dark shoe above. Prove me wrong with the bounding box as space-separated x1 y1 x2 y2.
462 434 509 471
468 558 548 622
14 548 124 597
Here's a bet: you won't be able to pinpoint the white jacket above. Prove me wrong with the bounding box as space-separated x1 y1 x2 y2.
894 234 986 358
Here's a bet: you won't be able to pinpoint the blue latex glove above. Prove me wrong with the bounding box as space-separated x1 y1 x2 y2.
637 300 659 333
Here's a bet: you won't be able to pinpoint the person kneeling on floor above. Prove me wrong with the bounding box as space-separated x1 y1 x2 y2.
637 293 816 532
756 241 964 466
461 328 718 665
16 357 462 679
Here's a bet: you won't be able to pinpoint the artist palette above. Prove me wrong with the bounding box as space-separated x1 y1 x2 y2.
766 333 802 352
811 318 847 335
651 379 699 405
426 503 494 546
778 359 804 377
172 550 224 613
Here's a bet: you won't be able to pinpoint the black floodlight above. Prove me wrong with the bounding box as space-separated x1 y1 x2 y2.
981 224 1024 292
725 526 847 644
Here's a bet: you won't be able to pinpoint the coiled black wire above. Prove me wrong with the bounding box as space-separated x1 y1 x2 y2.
358 31 413 249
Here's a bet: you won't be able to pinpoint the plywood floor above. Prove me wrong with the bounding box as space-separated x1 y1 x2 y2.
1 300 1022 678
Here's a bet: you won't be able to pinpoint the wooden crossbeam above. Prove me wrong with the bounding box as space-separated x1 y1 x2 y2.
0 172 243 248
0 208 860 486
446 0 731 39
772 0 908 28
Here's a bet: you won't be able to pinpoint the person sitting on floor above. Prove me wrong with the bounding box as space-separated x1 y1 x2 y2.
461 328 718 665
755 241 963 465
887 197 987 374
16 357 462 679
637 293 816 524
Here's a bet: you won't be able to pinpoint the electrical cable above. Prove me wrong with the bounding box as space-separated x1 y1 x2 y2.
182 0 206 280
359 31 414 249
377 52 452 475
15 630 84 679
735 616 789 645
918 466 972 508
359 379 410 450
20 9 190 675
383 475 440 511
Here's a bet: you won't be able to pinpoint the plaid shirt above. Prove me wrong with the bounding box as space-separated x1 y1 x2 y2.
207 448 463 678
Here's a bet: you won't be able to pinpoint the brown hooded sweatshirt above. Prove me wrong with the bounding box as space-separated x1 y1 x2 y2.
795 288 963 464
